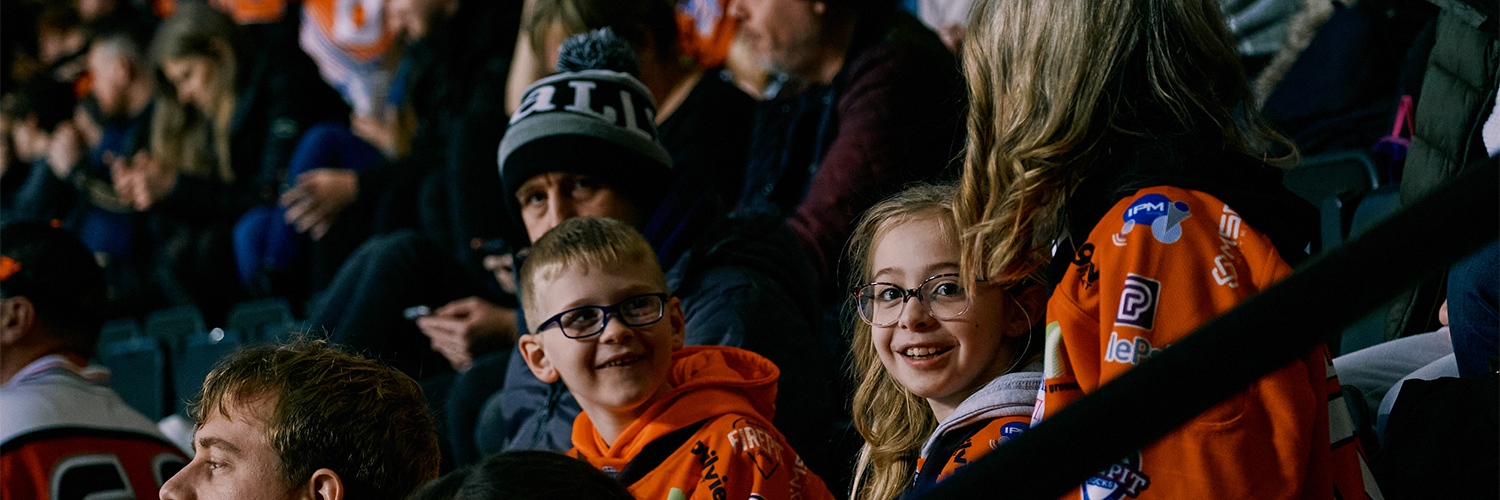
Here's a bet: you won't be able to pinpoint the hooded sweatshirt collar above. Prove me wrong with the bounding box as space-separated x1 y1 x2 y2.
572 346 780 460
920 363 1043 457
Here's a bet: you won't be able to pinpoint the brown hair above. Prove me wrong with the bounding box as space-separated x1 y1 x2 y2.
148 2 240 183
519 216 667 330
845 183 1042 500
192 339 440 500
954 0 1294 283
525 0 679 66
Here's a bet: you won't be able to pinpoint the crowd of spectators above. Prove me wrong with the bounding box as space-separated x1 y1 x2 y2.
0 0 1494 498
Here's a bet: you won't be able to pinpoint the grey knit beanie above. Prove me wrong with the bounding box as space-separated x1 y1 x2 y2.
497 28 673 234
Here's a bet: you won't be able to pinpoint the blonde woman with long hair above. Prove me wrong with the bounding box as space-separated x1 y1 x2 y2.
113 2 350 220
847 183 1045 500
954 0 1380 498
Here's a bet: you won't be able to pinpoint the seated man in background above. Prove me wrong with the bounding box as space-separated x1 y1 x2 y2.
158 339 441 500
0 221 188 500
728 0 967 296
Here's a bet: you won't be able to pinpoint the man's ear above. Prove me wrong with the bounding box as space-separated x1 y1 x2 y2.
303 468 342 500
1007 284 1047 338
812 1 827 15
518 333 559 383
1 297 36 345
666 297 686 350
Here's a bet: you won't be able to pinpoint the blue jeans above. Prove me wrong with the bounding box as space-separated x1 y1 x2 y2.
232 122 382 285
1449 240 1498 378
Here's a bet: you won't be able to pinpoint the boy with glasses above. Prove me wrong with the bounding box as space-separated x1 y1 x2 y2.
516 216 834 500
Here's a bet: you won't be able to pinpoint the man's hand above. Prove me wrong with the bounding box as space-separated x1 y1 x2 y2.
280 168 358 240
110 151 176 210
484 252 519 295
416 297 519 372
46 121 83 180
11 117 51 164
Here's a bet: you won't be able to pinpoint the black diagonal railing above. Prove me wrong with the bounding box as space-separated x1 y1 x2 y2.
919 163 1499 500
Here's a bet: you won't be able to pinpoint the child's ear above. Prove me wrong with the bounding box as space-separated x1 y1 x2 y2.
1007 284 1047 338
517 333 560 383
666 297 686 350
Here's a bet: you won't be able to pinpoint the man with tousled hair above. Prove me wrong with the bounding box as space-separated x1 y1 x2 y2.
1 221 189 500
158 339 440 500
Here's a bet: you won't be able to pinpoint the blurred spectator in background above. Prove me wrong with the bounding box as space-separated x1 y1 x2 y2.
1252 0 1437 157
5 25 153 269
909 0 972 52
227 0 403 302
1 221 189 500
727 0 967 299
107 2 347 320
1 78 78 220
300 0 399 121
272 0 519 289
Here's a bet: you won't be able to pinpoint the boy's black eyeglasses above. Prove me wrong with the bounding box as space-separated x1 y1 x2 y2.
852 273 972 327
537 293 669 339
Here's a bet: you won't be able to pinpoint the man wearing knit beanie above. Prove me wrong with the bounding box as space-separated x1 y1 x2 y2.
480 29 845 487
497 28 675 242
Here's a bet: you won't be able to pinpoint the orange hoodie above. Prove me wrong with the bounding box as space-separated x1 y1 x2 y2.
1037 186 1380 500
569 346 835 500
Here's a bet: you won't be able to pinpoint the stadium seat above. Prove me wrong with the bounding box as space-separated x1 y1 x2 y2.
97 337 169 420
145 305 207 345
1339 186 1404 355
98 318 142 346
172 328 244 416
225 297 295 343
1283 150 1380 255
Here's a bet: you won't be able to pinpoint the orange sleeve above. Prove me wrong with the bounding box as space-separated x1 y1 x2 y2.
1037 186 1364 499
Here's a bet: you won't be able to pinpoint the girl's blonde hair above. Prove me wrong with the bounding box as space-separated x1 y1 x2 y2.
955 0 1294 283
148 2 241 184
845 183 1040 500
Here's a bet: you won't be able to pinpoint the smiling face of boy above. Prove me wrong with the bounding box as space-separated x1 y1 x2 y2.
518 259 685 444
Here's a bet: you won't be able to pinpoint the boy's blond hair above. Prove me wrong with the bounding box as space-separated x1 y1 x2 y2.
519 217 668 330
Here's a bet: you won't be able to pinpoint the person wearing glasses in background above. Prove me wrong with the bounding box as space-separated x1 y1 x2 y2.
515 216 834 500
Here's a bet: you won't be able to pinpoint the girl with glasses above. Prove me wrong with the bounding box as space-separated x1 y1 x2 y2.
845 184 1045 500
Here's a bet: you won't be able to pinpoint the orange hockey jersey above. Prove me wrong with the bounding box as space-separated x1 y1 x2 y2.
914 415 1030 485
1035 186 1381 500
912 368 1040 489
569 346 834 500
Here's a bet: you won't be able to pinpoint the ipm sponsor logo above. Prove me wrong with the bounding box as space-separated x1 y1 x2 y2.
1119 194 1191 244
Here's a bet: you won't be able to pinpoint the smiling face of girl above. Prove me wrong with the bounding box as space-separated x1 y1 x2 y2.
868 215 1025 420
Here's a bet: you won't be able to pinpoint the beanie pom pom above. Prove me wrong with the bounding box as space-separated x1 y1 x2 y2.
555 27 642 77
